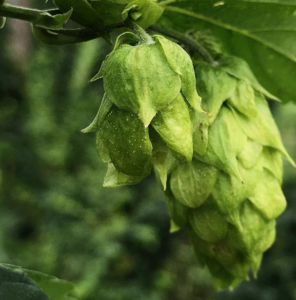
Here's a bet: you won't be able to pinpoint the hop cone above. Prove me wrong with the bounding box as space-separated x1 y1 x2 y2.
165 56 295 289
83 33 203 186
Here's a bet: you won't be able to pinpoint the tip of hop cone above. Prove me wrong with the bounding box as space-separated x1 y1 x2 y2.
138 106 157 127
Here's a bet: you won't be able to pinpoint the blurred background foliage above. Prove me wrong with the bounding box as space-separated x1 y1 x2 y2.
1 1 296 299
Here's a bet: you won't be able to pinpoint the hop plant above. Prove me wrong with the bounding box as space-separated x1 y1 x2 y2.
83 32 203 185
165 56 295 289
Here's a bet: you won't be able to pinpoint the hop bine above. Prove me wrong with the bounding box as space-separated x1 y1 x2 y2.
83 31 294 289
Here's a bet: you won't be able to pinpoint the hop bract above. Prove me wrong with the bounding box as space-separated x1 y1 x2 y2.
84 33 202 185
164 56 295 289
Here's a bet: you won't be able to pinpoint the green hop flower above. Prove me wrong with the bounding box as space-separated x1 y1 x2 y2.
163 56 295 289
99 33 203 126
83 33 202 185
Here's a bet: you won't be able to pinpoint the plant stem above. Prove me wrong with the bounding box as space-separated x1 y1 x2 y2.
0 2 127 44
0 3 42 23
32 27 100 45
32 23 126 45
126 20 154 44
151 24 216 64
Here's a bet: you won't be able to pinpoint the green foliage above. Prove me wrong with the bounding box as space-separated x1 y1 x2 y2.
160 0 296 103
0 264 75 300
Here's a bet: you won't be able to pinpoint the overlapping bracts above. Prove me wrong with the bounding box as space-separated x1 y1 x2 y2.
84 33 202 186
166 57 294 289
85 30 293 288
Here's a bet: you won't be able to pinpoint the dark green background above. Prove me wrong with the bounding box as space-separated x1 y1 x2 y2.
0 1 296 299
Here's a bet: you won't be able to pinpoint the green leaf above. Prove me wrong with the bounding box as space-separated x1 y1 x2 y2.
161 0 296 103
0 264 76 300
35 9 73 30
53 0 103 28
89 0 130 25
23 270 75 300
0 264 48 300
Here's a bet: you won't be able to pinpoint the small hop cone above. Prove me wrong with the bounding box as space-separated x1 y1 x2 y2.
84 33 202 185
99 33 203 126
165 56 294 289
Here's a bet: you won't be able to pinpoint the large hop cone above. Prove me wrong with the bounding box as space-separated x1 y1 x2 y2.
83 33 203 186
165 56 295 289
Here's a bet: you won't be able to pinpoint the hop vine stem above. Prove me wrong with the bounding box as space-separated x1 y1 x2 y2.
126 20 154 44
0 3 41 22
0 3 215 63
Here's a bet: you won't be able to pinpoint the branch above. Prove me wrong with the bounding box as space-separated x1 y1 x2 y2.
0 3 127 45
126 20 154 44
0 3 42 23
33 23 126 45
